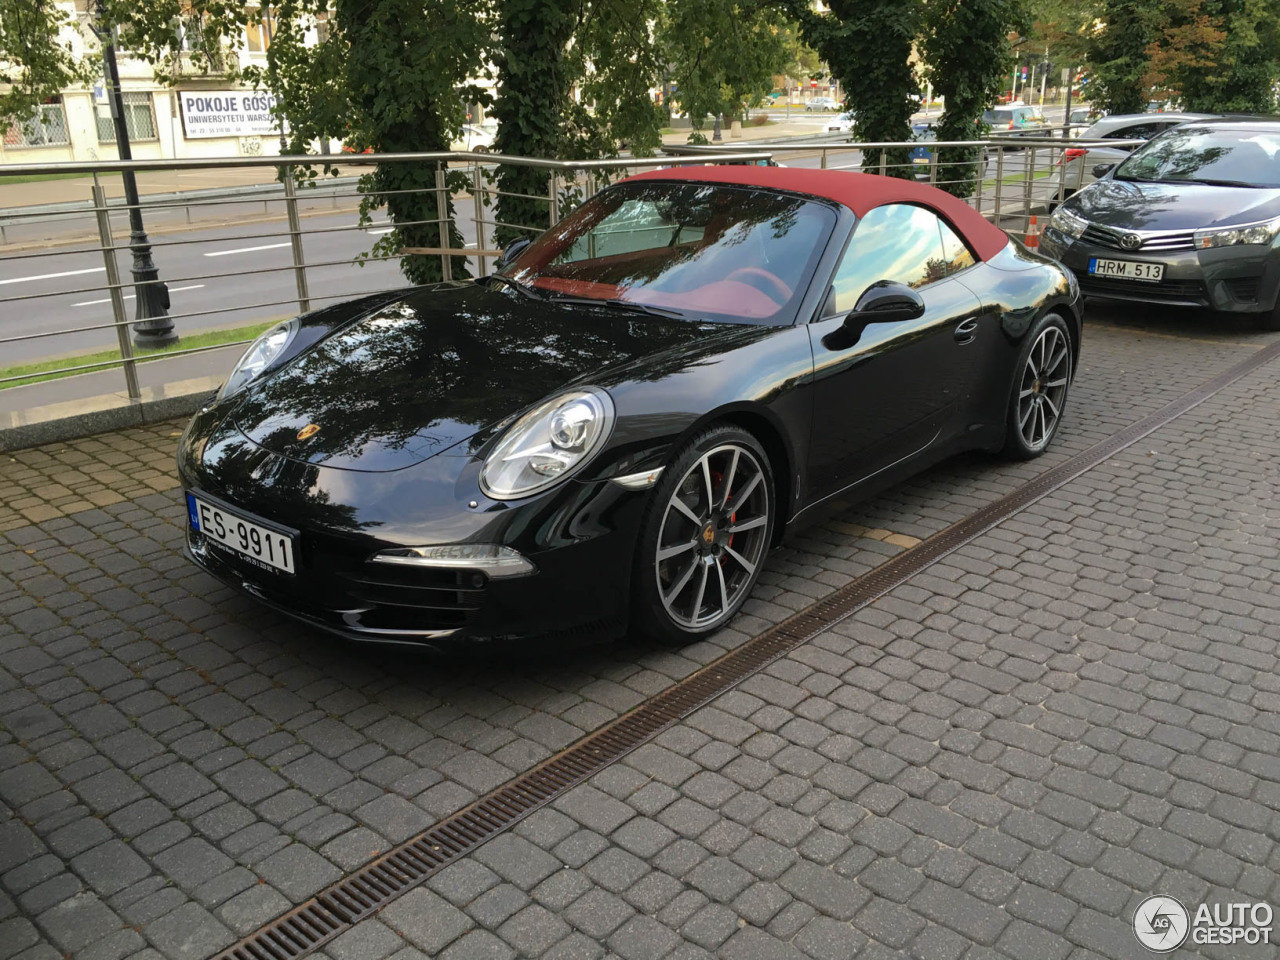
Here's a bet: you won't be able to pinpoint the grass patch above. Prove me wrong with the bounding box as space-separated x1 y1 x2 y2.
0 172 94 185
982 167 1056 189
1 320 278 390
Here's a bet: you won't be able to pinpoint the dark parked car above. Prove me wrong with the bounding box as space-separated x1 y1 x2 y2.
1042 117 1280 328
178 167 1081 649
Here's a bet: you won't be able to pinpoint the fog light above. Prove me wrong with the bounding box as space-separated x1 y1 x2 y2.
370 543 535 578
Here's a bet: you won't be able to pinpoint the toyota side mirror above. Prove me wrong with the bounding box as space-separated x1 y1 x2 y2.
823 281 925 350
494 238 531 272
1092 162 1115 178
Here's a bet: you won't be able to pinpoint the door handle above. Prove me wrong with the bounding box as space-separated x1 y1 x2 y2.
954 317 979 344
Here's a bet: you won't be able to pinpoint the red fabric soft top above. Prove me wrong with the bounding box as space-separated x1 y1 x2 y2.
623 165 1009 262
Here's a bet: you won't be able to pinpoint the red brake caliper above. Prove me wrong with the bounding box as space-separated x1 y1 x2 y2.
710 469 735 563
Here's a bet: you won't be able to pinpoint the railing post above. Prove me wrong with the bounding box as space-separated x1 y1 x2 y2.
472 160 488 277
435 163 453 282
1023 145 1036 230
92 179 141 401
878 151 887 176
974 145 987 217
281 171 311 313
549 172 560 225
821 148 828 170
928 148 938 185
993 146 1005 224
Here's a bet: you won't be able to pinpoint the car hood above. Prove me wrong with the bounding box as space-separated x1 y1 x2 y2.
229 283 735 472
1070 178 1280 231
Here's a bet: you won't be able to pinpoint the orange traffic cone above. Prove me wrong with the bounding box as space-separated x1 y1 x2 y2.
1025 215 1041 249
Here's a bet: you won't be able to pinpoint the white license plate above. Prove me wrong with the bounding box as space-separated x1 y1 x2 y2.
188 494 295 574
1088 258 1164 282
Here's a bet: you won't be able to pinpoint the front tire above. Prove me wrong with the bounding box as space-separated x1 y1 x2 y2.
1003 313 1073 459
632 426 774 645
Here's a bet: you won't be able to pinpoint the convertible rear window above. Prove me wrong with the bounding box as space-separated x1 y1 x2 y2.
506 181 838 324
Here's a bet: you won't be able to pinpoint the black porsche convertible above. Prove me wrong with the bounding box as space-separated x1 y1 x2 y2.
178 166 1081 648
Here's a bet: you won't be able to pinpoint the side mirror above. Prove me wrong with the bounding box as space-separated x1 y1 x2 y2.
1092 162 1115 179
849 281 925 324
822 281 925 350
494 238 531 272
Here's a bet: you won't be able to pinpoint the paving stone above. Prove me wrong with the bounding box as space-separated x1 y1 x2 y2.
381 888 474 954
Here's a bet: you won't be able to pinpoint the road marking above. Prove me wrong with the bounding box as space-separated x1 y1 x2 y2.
203 242 292 257
72 284 205 307
366 227 394 235
0 267 106 286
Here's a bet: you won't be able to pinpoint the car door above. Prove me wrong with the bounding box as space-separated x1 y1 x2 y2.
806 203 983 495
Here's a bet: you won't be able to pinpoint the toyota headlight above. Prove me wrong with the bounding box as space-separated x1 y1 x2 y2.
1049 206 1088 240
218 319 299 399
1194 217 1280 249
480 388 614 499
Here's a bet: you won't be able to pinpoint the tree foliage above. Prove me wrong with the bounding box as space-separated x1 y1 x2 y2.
922 0 1027 198
1146 0 1279 112
1088 0 1163 114
788 0 921 177
0 0 96 125
659 0 788 140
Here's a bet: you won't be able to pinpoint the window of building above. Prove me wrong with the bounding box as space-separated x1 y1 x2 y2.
95 92 158 143
4 100 70 148
246 8 278 52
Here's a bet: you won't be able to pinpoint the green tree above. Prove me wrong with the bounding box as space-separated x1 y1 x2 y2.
1088 0 1163 114
922 0 1027 198
0 0 96 126
788 0 921 177
1146 0 1279 112
659 0 789 143
110 0 490 284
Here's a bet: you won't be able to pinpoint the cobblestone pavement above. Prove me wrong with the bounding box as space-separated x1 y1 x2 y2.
1 303 1278 960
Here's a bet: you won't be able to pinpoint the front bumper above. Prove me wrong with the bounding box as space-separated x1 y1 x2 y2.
1040 227 1280 313
178 420 648 648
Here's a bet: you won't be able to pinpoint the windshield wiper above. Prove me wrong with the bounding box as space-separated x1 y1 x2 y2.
477 274 547 300
547 295 685 319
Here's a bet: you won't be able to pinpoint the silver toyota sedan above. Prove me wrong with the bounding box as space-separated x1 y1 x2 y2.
1040 118 1280 329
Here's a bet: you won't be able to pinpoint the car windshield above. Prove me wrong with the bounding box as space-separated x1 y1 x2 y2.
1116 126 1280 186
505 181 838 324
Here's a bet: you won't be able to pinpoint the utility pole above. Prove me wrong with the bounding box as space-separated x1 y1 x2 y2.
94 18 177 348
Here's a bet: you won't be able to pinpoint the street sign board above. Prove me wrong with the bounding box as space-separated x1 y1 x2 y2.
178 90 283 139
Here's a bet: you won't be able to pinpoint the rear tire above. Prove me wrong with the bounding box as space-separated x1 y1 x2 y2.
1003 313 1073 460
632 426 774 645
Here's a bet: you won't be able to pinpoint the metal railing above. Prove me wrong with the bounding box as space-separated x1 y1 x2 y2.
0 137 1132 410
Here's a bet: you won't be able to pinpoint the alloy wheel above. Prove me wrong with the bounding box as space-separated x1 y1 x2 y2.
1017 325 1070 450
654 444 770 630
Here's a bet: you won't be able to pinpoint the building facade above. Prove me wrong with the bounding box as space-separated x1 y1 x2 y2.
1 3 328 165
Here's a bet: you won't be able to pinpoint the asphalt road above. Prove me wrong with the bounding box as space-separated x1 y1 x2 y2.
1 210 485 367
1 137 1059 374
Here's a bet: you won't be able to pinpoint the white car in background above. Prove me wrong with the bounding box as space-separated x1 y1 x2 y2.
1054 112 1215 204
825 112 855 133
805 97 840 112
451 124 495 153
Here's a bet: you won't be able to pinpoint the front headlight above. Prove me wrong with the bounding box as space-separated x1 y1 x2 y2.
1049 206 1088 240
1194 217 1280 249
218 319 299 399
480 388 614 500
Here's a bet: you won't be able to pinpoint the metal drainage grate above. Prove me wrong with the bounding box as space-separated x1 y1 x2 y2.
216 337 1280 960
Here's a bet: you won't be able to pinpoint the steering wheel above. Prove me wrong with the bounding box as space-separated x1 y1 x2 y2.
724 267 791 303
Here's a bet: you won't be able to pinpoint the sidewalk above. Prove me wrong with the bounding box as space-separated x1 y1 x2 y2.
2 313 1278 960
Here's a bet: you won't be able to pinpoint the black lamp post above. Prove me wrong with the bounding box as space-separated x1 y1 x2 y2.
93 21 177 348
